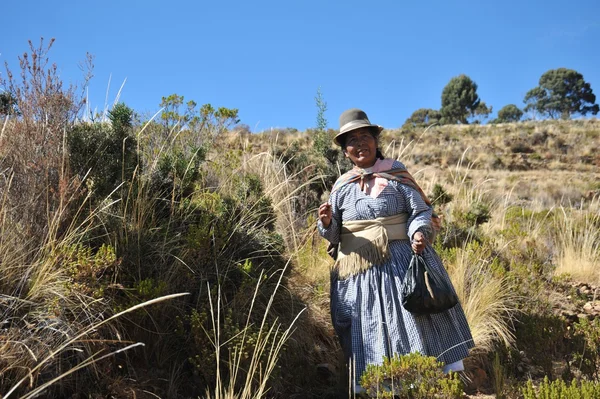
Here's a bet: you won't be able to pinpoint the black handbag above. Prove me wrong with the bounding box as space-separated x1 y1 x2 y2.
327 242 338 260
401 252 458 315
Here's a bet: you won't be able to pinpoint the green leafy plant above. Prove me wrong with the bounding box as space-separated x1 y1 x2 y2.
68 103 138 201
66 244 121 299
572 318 600 379
359 352 463 399
312 87 330 158
430 183 454 207
522 377 600 399
465 201 491 226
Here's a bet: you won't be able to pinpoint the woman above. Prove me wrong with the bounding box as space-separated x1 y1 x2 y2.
317 108 474 392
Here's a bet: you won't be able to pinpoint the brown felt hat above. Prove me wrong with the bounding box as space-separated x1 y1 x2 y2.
334 108 384 146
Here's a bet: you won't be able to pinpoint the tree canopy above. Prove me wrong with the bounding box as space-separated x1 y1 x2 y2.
470 101 492 124
402 108 442 129
494 104 523 123
524 68 599 119
440 74 482 124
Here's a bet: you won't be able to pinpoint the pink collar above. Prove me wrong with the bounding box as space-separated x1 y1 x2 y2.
353 158 395 198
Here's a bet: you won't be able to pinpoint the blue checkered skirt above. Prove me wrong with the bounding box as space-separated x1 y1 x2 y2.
330 239 474 382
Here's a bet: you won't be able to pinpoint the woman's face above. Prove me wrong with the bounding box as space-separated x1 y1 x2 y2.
343 128 377 168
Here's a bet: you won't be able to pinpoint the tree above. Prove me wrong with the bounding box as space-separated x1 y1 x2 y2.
523 68 599 119
440 74 482 124
495 104 523 123
470 101 492 124
402 108 442 129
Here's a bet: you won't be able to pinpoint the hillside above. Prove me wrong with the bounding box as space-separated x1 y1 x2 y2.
0 110 599 398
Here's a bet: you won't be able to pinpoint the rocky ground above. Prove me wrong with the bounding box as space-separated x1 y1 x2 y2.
557 282 600 323
460 281 600 398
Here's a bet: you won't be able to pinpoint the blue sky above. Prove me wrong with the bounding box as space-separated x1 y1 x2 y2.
2 0 599 132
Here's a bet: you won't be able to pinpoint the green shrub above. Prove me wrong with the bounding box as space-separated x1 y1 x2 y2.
359 352 463 398
430 183 453 207
512 313 568 377
68 103 138 201
178 304 280 390
522 377 600 399
465 201 491 226
152 146 205 200
572 318 600 379
66 243 120 299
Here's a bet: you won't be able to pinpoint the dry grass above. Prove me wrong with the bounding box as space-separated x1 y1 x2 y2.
553 198 600 284
381 119 600 175
428 159 517 352
0 171 156 396
242 150 324 254
5 293 188 399
202 265 305 399
446 244 516 352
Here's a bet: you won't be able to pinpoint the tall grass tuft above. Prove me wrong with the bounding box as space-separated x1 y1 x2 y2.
553 197 600 284
202 265 305 399
5 293 188 399
242 150 325 254
445 243 516 352
0 170 134 396
435 154 516 351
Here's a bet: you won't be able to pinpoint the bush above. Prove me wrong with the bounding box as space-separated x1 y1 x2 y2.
522 377 600 399
511 313 568 377
465 201 491 226
430 183 454 207
360 353 463 398
68 103 137 201
572 318 600 379
179 298 280 390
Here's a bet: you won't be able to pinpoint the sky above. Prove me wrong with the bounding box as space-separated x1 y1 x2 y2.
2 0 599 132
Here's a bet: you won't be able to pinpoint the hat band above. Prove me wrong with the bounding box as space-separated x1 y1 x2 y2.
340 120 374 134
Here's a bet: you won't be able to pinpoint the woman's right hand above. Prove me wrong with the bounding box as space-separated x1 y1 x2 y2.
318 203 332 228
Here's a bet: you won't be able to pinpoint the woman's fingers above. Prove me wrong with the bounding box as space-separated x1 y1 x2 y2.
318 203 332 227
412 232 427 254
412 242 424 254
318 204 329 217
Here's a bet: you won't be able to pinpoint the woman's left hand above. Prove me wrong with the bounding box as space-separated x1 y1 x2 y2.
411 231 427 254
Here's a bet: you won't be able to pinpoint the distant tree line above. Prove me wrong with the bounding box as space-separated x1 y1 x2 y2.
403 68 599 129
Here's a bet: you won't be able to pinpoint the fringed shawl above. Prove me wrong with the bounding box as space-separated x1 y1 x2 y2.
335 214 409 279
331 159 431 205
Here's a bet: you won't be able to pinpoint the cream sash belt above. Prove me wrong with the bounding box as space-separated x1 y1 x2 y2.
334 213 409 279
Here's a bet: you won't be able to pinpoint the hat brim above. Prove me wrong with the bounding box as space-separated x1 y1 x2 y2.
334 123 384 145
